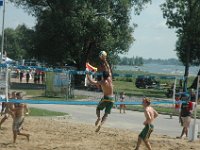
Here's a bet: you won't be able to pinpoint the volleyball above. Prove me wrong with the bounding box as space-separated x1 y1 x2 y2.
99 51 107 58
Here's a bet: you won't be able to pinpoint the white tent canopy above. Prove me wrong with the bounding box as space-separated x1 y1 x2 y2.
0 52 14 63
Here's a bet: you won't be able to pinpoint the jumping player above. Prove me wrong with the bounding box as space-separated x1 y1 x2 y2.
86 51 114 132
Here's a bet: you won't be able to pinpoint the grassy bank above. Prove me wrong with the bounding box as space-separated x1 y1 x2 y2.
113 70 196 98
29 107 67 116
126 105 200 118
10 69 198 117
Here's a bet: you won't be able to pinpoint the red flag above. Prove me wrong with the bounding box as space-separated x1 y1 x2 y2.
86 63 97 72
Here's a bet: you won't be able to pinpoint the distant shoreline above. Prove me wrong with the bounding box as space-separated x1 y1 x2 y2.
115 64 199 76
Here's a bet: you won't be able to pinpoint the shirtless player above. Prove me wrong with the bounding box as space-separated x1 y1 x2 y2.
135 97 158 150
0 102 15 129
86 52 114 132
11 102 30 143
0 91 22 129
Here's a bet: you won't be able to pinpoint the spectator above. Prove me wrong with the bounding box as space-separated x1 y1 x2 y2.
177 93 193 139
119 92 126 113
26 71 30 84
41 71 45 83
19 71 24 83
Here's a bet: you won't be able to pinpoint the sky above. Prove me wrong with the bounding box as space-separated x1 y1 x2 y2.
0 1 36 30
0 0 178 59
128 0 178 59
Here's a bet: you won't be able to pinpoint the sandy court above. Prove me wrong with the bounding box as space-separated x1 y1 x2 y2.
0 117 200 150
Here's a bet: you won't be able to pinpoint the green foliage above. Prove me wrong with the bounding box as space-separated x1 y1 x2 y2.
113 69 195 98
9 0 151 69
144 58 181 65
118 56 144 66
161 0 200 90
0 25 35 61
161 0 200 66
126 105 200 118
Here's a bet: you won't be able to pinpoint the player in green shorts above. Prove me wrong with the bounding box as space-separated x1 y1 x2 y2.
135 97 158 150
97 96 114 114
139 124 154 140
86 51 114 132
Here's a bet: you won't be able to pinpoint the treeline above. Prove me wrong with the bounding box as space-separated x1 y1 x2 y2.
144 58 182 65
118 56 143 66
0 0 151 70
118 57 182 66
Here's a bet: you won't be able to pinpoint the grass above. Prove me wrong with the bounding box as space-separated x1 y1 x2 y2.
23 89 45 96
29 107 67 116
28 95 89 101
10 70 198 116
113 70 196 98
13 89 89 100
126 105 200 118
113 80 167 98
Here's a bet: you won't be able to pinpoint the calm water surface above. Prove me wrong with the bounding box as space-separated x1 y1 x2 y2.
116 64 200 76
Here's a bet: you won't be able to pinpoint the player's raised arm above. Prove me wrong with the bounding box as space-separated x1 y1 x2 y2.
99 51 112 78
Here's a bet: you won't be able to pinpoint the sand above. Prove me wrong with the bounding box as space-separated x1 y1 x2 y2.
0 116 200 150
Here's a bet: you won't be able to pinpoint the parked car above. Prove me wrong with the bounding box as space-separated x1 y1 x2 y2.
135 75 159 89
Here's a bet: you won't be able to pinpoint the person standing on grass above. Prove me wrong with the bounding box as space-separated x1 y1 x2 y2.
119 92 126 113
86 51 114 132
135 97 158 150
19 70 24 83
26 71 30 83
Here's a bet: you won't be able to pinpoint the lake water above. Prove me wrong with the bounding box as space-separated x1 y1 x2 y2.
116 64 200 76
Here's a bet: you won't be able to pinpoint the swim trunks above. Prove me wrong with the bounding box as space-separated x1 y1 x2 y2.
97 96 114 114
12 116 24 133
139 124 154 140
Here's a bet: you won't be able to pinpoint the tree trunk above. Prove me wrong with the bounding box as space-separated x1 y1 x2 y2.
190 69 200 89
183 64 189 92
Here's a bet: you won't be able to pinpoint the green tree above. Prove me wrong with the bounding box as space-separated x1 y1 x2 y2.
161 0 200 91
134 56 143 66
10 0 151 69
120 57 129 65
0 25 35 61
